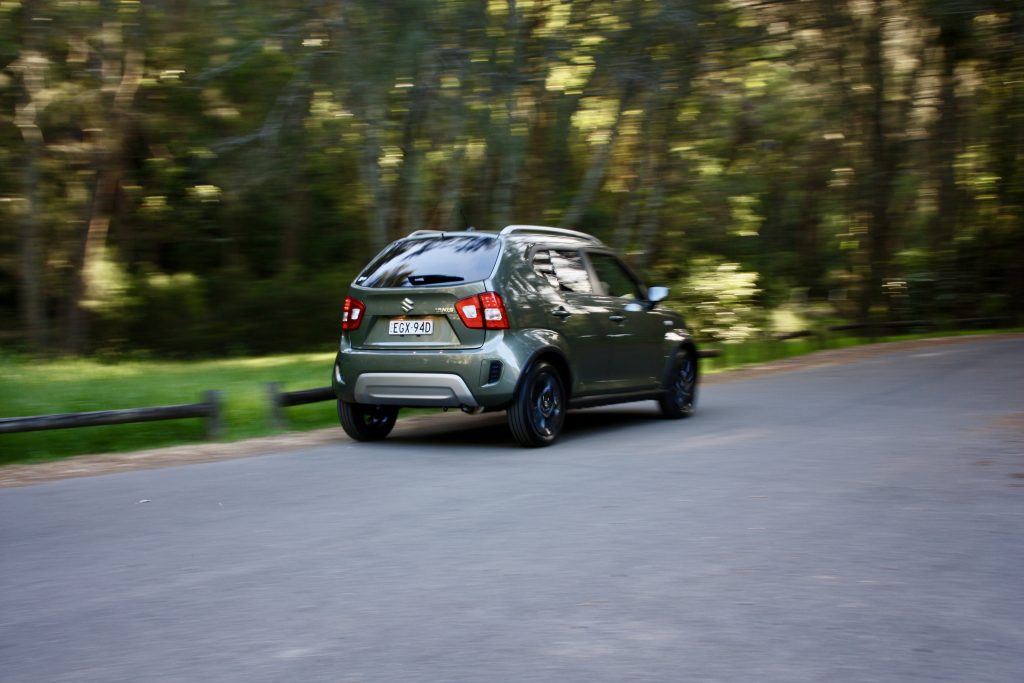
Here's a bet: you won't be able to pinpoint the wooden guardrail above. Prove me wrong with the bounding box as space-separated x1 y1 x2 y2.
0 391 223 439
266 383 336 430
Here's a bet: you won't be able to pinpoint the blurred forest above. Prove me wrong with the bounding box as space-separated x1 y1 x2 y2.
1 0 1022 356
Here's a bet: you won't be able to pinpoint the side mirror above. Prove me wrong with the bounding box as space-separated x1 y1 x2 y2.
647 286 669 308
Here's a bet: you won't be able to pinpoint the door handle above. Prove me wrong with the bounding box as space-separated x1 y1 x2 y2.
608 315 625 323
550 307 571 319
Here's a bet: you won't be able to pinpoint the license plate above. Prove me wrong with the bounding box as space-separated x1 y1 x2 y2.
388 319 433 336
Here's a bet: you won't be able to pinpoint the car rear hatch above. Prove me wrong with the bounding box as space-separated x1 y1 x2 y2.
346 283 492 350
344 233 503 350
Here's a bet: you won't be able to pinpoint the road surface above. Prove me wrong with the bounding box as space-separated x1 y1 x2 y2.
2 336 1023 682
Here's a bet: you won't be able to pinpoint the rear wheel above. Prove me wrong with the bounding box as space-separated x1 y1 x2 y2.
508 361 566 447
338 400 398 441
659 348 697 419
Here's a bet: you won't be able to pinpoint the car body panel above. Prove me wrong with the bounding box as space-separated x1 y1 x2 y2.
333 226 697 421
334 328 568 409
347 283 489 350
588 294 677 390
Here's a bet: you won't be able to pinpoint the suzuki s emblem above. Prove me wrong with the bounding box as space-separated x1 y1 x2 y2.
401 297 415 313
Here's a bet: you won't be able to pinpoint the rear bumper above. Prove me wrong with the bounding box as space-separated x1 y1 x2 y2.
332 334 527 409
352 373 478 407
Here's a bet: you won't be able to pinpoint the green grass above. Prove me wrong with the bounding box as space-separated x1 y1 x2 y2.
700 334 861 373
0 352 340 465
1 327 1020 466
700 327 1022 374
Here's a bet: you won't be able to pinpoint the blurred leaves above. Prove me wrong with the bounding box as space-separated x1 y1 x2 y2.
676 257 762 343
0 0 1022 355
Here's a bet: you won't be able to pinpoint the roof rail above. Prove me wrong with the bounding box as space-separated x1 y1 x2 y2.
499 225 602 244
405 229 493 239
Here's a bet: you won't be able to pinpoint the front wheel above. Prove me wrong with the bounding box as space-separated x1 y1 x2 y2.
338 400 398 441
508 361 566 447
659 348 697 419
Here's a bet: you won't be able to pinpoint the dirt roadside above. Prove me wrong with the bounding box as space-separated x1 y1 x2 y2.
3 333 1021 489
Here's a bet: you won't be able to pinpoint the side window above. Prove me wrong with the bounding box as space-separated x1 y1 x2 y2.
532 249 593 294
588 252 644 300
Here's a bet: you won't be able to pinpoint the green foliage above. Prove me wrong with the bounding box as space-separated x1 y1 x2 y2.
664 257 763 343
104 268 356 357
1 0 1022 357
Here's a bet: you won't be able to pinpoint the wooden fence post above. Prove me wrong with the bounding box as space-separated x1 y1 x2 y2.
204 390 223 440
266 382 285 430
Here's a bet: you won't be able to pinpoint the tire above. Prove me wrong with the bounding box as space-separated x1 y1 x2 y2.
338 400 398 441
659 347 697 419
508 361 566 448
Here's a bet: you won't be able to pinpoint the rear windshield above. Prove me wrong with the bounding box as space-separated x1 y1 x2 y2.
355 235 500 288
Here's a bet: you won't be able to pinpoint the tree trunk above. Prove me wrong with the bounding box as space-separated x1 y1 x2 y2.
395 56 438 234
637 178 665 271
859 0 894 325
11 15 53 351
18 137 45 350
613 92 657 249
277 87 312 274
997 7 1024 321
561 86 633 230
360 100 392 255
65 167 122 353
930 24 961 256
612 184 639 251
279 176 307 274
437 139 467 230
797 159 829 294
64 39 142 353
490 0 525 229
637 117 670 270
12 46 49 350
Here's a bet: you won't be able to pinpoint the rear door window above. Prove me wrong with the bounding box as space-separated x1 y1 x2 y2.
532 249 593 294
356 235 500 288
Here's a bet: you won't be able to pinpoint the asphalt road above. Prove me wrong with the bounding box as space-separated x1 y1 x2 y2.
2 337 1023 683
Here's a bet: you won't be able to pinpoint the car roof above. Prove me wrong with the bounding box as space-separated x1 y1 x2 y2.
403 225 603 247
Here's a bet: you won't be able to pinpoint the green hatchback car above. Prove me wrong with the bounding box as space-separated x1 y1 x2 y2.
332 225 699 447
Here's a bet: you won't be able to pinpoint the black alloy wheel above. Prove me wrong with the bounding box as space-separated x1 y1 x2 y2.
508 361 566 447
659 348 697 419
338 400 399 441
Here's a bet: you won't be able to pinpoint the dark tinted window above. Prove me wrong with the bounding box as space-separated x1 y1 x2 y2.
532 249 592 294
588 252 644 299
356 236 500 288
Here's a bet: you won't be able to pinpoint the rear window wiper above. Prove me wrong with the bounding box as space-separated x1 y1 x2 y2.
408 274 465 285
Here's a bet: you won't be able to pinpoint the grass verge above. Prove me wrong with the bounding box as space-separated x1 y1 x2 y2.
699 327 1023 374
0 353 338 465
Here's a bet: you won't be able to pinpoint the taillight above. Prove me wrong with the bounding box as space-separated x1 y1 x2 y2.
456 296 482 329
479 291 510 329
456 292 509 330
342 296 365 331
